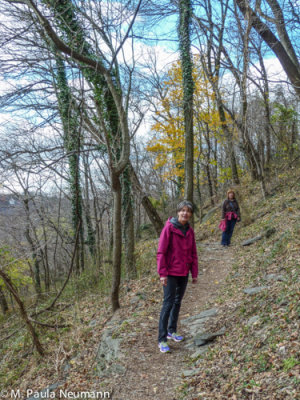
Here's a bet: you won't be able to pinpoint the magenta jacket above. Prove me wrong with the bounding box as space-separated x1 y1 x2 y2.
157 219 198 278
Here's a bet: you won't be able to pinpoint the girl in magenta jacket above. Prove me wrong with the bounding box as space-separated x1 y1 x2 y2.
157 200 198 353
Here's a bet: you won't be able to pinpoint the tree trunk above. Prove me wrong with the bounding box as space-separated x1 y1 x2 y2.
196 156 203 220
289 117 298 161
0 269 45 356
89 172 103 270
240 8 267 199
235 0 300 96
24 199 42 296
0 286 9 314
240 134 259 180
40 0 132 310
53 54 85 273
193 0 240 186
178 0 194 203
124 200 136 279
129 163 164 236
205 162 214 206
83 152 96 259
121 165 137 279
141 197 164 236
217 102 240 184
257 47 272 169
37 204 51 292
111 173 122 312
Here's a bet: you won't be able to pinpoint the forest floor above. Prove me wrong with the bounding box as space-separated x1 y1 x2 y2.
102 174 300 400
106 241 234 400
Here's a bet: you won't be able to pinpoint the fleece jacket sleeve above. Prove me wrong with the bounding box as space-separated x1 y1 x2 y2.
157 224 171 277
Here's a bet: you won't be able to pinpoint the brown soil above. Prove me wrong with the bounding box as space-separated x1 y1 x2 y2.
110 242 235 400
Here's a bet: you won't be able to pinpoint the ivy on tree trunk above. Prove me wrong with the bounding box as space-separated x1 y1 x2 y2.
178 0 194 203
54 54 85 273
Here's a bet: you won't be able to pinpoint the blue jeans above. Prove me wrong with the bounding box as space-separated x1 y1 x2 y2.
158 275 189 343
221 218 237 246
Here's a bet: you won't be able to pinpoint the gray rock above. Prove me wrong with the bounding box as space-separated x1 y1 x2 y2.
190 324 206 336
96 328 124 377
191 345 210 358
243 286 269 295
130 296 140 304
189 317 208 326
194 327 226 346
62 360 71 376
98 331 122 360
182 368 201 377
181 308 218 324
194 338 207 346
89 319 98 327
247 315 260 325
242 235 263 246
184 340 196 349
105 363 126 376
265 273 286 282
242 228 276 246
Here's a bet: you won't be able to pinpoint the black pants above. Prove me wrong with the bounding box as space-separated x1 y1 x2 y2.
221 218 237 246
158 275 189 343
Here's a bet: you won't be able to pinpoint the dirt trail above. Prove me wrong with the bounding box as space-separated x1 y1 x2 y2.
111 242 235 400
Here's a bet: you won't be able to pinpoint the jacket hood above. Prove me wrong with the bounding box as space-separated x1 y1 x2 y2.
166 217 191 236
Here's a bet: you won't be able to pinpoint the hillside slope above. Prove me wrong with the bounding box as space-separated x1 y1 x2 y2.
0 169 299 399
182 171 300 399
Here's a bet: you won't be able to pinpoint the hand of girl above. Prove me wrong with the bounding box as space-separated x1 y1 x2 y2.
160 277 167 286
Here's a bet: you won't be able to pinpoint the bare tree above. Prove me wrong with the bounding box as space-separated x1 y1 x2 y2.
235 0 300 96
193 0 240 185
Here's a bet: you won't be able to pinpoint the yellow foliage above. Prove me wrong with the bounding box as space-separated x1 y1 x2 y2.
147 56 232 185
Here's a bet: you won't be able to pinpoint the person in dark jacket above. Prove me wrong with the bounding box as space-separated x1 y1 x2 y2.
221 189 241 247
157 200 198 353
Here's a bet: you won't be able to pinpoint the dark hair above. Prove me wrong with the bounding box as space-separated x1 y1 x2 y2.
176 200 194 214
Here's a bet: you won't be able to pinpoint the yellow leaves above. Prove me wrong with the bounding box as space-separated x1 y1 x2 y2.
147 56 233 186
153 155 167 170
146 142 165 153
